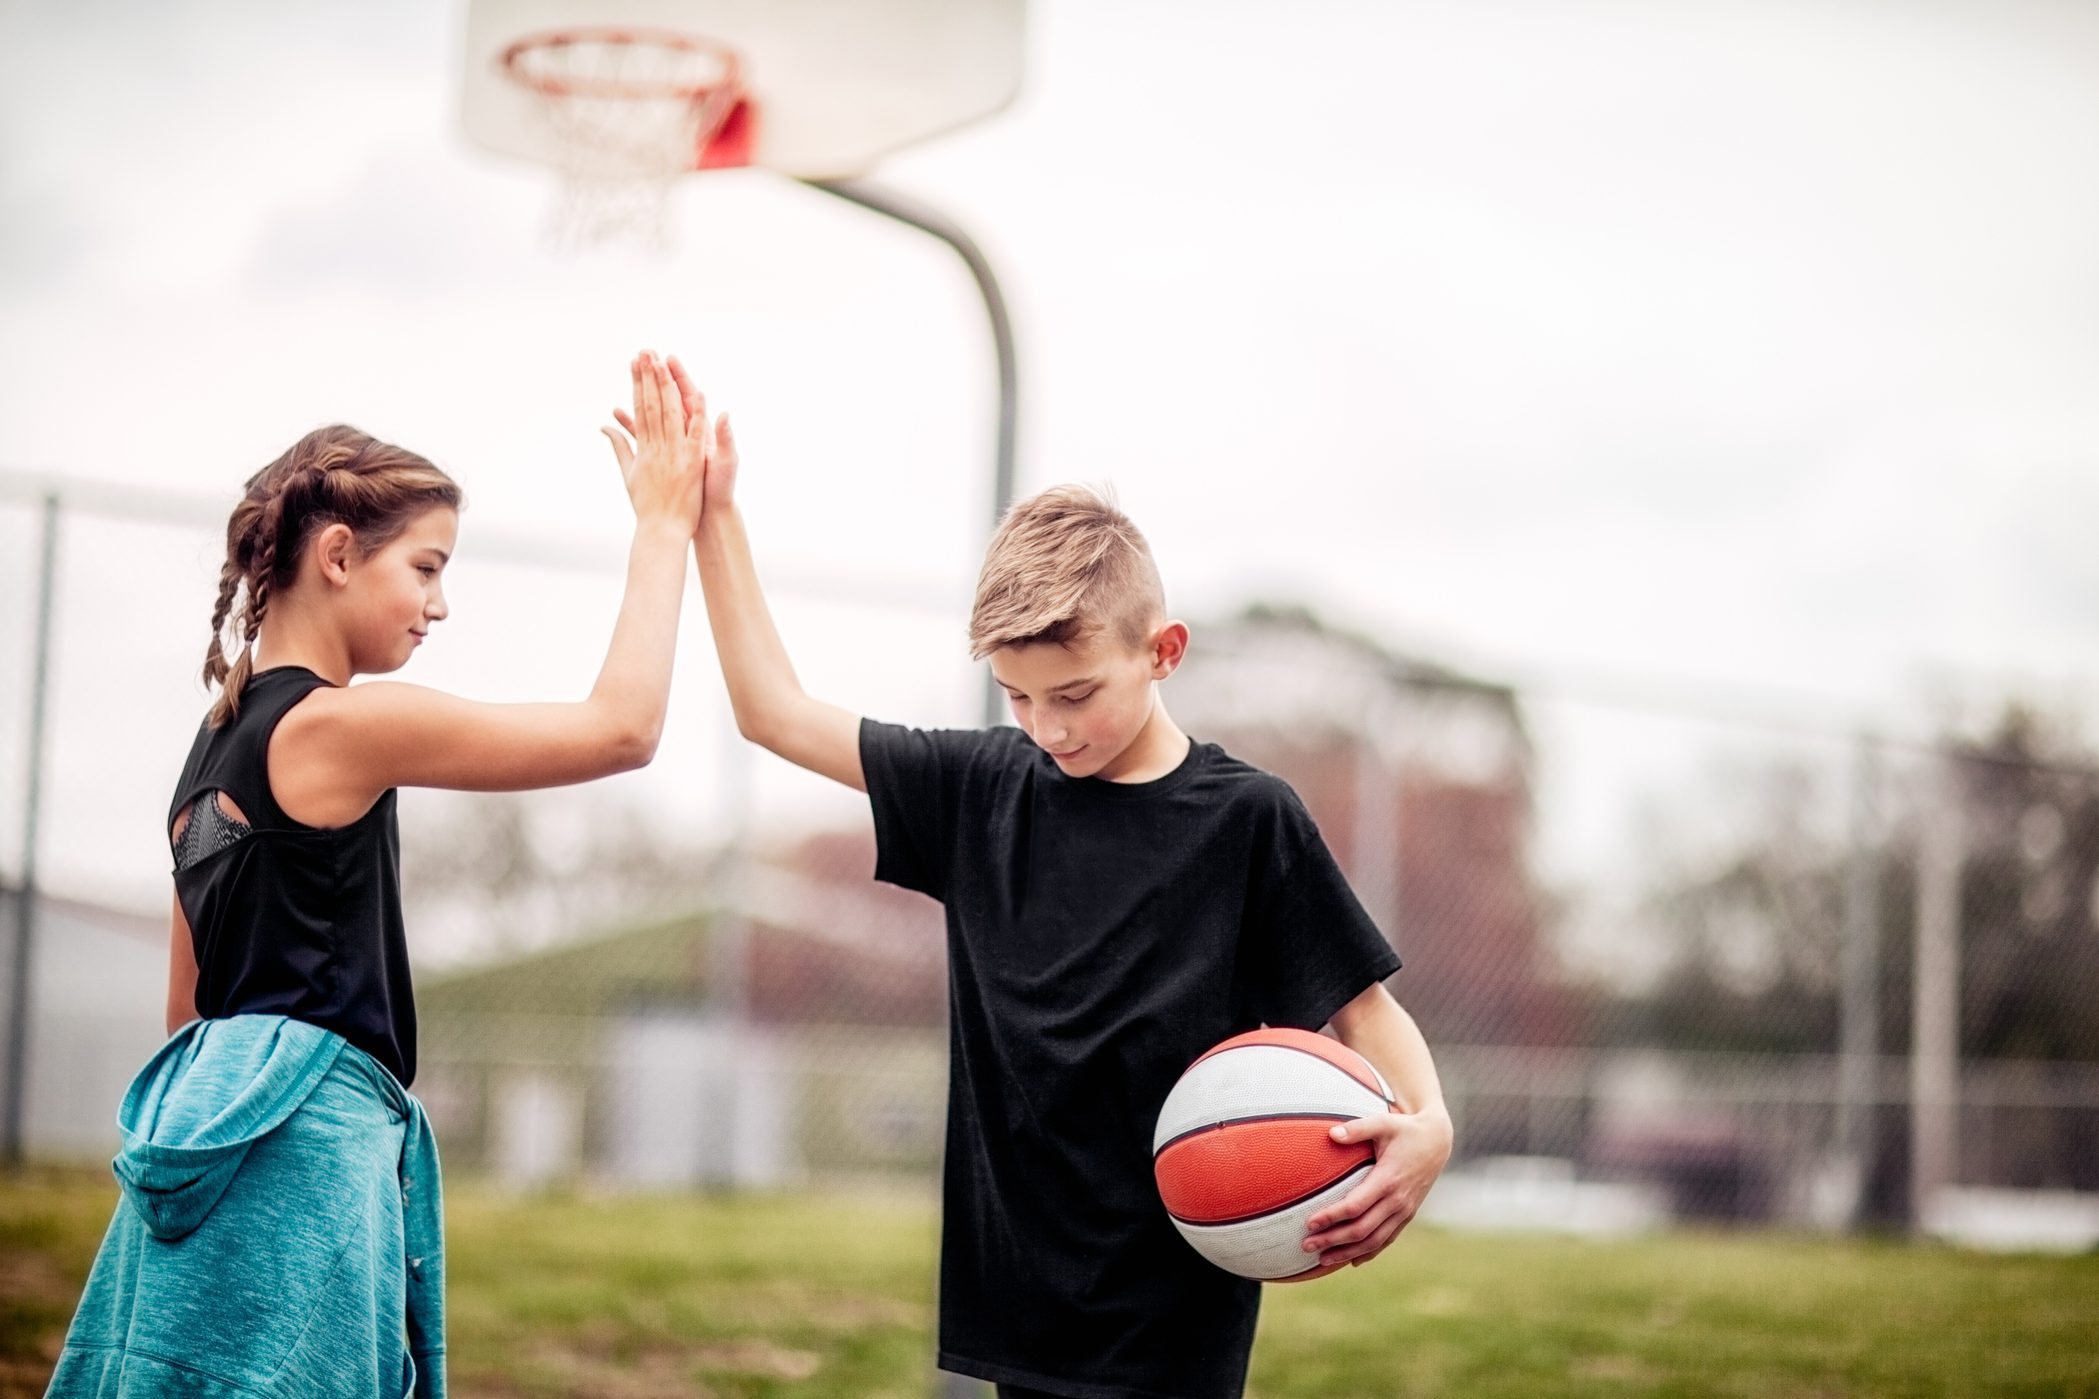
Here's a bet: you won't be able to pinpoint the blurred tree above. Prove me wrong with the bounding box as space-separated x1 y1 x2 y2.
1623 703 2099 1064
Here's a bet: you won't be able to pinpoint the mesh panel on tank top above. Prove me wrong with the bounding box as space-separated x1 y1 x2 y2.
172 795 253 872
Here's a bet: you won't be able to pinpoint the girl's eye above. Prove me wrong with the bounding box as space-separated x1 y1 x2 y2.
1066 691 1095 705
417 565 437 577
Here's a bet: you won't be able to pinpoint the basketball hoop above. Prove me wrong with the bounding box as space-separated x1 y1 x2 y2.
499 27 753 248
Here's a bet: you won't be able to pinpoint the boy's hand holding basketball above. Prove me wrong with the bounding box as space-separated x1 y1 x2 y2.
605 350 710 536
1301 1101 1453 1269
1304 983 1456 1269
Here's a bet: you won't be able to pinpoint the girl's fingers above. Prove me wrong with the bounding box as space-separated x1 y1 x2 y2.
638 348 654 438
642 350 667 438
630 356 648 438
654 356 682 436
613 408 636 437
600 425 634 474
715 413 737 462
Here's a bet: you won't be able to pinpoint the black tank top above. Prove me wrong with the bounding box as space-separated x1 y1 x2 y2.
168 665 417 1085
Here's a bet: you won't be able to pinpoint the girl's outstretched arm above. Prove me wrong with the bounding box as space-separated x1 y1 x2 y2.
282 353 710 812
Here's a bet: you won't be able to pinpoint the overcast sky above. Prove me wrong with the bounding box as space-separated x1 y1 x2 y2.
4 0 2098 968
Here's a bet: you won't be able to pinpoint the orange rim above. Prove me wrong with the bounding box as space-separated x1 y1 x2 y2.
499 27 743 102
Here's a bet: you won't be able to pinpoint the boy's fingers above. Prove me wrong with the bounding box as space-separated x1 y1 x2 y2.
1306 1196 1394 1251
630 355 648 436
1311 1198 1410 1257
1324 1217 1404 1268
614 408 636 436
1305 1169 1387 1233
1354 1212 1410 1259
600 426 634 473
716 414 738 463
1328 1114 1391 1146
667 355 704 416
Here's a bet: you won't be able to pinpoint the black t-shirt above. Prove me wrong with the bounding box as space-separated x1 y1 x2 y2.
168 666 418 1085
860 719 1402 1399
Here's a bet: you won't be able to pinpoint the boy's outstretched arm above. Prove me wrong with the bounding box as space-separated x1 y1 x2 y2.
1304 985 1455 1268
667 369 866 793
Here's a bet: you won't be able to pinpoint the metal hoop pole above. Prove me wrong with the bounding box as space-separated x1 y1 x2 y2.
800 179 1018 728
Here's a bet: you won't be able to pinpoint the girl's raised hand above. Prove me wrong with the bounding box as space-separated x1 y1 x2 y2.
602 351 707 533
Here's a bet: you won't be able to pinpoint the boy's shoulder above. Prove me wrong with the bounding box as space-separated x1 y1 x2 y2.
1191 738 1296 797
1187 741 1322 838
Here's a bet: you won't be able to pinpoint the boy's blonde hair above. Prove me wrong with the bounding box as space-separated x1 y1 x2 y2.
968 484 1165 660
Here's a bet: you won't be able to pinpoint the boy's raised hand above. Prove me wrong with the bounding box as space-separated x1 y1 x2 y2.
604 350 708 533
665 355 738 515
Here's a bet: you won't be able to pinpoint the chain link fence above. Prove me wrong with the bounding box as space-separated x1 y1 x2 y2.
6 483 2098 1245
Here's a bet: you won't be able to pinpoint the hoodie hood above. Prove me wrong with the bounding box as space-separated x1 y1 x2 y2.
111 1017 348 1240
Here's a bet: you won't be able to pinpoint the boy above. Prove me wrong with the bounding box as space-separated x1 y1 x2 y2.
685 390 1453 1398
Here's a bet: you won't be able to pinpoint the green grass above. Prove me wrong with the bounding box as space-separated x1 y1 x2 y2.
4 1168 2094 1397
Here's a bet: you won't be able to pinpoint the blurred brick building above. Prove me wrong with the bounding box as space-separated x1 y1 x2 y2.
1170 604 1581 1048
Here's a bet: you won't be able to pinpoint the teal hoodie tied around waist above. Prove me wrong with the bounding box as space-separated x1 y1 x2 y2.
46 1015 445 1399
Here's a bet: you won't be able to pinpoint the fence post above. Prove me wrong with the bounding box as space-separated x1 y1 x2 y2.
1909 752 1964 1230
1835 733 1881 1226
707 705 755 1186
2 493 60 1168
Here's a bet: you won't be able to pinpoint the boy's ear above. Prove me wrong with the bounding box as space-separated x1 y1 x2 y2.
1151 620 1190 680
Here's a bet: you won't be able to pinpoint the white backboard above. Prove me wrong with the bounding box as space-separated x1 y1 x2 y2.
461 0 1026 180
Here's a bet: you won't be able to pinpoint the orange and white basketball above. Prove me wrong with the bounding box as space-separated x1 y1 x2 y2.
1152 1027 1394 1281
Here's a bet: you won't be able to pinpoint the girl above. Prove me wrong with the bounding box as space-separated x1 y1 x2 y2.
45 353 716 1399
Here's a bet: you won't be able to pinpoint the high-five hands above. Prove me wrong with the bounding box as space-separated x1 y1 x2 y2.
603 350 710 534
655 356 737 518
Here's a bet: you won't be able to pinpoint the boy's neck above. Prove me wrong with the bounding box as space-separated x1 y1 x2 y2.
1094 700 1191 784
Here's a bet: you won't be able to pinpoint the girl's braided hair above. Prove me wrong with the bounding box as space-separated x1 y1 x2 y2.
204 425 462 727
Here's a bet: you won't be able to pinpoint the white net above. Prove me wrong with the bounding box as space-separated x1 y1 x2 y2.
502 29 743 249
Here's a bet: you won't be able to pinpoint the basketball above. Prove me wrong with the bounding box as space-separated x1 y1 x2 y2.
1152 1028 1395 1282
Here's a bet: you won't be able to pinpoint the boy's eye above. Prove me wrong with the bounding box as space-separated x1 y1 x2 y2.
1064 690 1095 705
